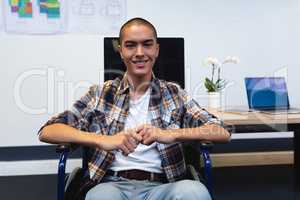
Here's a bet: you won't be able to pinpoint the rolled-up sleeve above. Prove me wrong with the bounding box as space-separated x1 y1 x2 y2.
178 88 223 128
38 85 100 135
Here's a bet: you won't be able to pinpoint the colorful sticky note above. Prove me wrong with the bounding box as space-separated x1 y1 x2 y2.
10 0 19 12
37 0 60 18
18 0 33 18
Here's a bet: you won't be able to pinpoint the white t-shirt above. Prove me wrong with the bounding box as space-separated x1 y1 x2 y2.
109 88 162 173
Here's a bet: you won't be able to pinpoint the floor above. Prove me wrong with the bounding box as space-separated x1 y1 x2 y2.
0 165 296 200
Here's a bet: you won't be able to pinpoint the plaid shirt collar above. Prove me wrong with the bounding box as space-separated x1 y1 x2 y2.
116 71 158 94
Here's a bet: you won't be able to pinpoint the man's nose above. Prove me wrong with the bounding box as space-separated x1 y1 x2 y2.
136 45 144 56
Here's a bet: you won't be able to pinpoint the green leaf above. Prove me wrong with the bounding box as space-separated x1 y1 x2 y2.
204 77 228 92
204 77 217 92
215 79 227 91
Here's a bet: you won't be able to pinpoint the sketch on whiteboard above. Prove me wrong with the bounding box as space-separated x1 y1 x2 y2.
8 0 33 18
68 0 126 34
3 0 67 34
76 0 96 16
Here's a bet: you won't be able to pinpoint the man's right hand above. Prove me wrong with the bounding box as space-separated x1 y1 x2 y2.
96 128 143 156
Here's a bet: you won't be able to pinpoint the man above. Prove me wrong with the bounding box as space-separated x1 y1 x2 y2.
39 18 230 200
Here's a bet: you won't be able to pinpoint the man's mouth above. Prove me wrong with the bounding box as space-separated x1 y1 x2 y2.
132 60 148 67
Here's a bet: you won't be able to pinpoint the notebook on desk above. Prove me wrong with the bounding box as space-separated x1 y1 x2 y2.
245 77 300 114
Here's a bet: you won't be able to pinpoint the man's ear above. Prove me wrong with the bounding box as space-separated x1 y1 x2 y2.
118 45 124 59
155 43 160 58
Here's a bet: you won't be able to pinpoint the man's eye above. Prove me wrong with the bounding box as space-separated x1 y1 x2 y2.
125 44 135 48
144 43 153 47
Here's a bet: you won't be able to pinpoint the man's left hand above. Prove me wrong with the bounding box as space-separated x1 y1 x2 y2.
137 124 176 145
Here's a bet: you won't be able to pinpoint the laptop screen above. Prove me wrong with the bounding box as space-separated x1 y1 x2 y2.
245 77 290 110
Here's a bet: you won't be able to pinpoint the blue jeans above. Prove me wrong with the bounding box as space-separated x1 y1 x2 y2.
85 175 212 200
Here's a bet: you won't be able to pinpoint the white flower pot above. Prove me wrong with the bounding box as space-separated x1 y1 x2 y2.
207 92 221 109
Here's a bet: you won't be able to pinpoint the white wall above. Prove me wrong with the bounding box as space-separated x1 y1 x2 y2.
1 0 300 147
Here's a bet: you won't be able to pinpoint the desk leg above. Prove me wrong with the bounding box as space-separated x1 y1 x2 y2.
294 130 300 197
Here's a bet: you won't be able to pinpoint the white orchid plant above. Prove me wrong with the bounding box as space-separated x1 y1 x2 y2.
203 56 240 92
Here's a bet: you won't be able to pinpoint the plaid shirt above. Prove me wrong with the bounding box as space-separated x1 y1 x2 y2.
40 74 222 184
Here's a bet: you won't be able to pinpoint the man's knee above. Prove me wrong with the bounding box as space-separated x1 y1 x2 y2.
85 183 123 200
169 180 211 200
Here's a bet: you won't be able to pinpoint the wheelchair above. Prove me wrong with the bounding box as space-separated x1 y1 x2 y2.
56 142 214 200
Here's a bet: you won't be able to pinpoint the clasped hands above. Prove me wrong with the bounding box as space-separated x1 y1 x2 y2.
97 124 175 156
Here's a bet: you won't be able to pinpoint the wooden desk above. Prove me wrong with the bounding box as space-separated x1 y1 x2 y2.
208 109 300 190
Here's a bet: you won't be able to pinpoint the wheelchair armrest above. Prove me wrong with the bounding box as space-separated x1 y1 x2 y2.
56 144 71 200
199 141 214 150
56 143 79 153
57 143 83 200
56 144 71 153
198 141 213 196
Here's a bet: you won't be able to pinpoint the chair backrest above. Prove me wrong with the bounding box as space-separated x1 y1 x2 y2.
104 37 185 88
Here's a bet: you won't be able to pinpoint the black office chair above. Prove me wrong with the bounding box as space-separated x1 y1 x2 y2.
56 142 214 200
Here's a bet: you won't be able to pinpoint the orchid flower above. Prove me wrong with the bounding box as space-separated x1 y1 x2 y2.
203 56 240 92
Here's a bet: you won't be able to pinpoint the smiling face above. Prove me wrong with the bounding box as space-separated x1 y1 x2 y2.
119 24 159 81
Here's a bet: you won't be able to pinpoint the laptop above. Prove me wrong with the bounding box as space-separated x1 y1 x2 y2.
245 77 300 114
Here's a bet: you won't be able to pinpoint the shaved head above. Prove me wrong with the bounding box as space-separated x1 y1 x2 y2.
119 17 157 44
